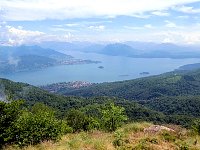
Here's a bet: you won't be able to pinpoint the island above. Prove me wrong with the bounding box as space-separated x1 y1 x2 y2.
119 74 129 77
98 66 104 69
140 72 150 75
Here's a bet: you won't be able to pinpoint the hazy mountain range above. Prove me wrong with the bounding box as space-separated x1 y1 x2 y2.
0 45 99 74
1 41 200 74
37 41 200 58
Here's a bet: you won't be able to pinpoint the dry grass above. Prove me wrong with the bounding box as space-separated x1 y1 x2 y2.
4 122 200 150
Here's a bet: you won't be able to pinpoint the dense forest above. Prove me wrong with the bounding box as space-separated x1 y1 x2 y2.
39 69 200 126
61 70 200 100
1 70 200 128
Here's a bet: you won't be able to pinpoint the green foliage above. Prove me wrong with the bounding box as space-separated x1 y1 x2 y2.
14 103 72 146
66 109 99 132
133 138 151 150
192 119 200 135
2 70 200 129
0 101 72 148
64 70 200 100
112 130 126 147
101 103 128 131
179 143 189 150
0 100 24 147
142 96 200 118
49 70 200 127
162 132 176 142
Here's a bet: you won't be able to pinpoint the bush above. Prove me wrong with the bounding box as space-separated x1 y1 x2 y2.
0 101 72 147
66 109 100 132
192 119 200 135
162 132 176 142
101 103 128 131
14 103 72 146
0 100 24 148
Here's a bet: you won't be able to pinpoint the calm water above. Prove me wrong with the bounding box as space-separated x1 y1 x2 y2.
1 51 200 86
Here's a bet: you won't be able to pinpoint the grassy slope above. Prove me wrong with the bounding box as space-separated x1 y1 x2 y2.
5 122 200 150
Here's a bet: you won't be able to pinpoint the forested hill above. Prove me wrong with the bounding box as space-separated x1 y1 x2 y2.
61 69 200 100
1 77 200 127
0 78 165 123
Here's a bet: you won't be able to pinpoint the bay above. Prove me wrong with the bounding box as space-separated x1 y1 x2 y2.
0 51 200 86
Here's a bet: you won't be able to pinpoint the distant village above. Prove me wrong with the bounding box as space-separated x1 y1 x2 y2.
41 81 94 93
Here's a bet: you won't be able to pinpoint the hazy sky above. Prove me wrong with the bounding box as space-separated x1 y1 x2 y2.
1 0 200 45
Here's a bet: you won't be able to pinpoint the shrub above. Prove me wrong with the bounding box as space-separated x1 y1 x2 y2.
101 103 128 132
66 109 99 132
192 119 200 135
14 103 71 147
0 100 24 147
162 132 176 142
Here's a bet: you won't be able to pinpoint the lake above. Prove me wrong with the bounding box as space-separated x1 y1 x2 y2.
1 51 200 86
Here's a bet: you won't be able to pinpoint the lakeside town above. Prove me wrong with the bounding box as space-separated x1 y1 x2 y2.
41 81 94 93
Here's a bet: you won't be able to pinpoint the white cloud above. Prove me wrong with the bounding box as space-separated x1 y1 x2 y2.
124 26 143 30
165 20 177 28
174 5 200 14
0 23 74 46
88 25 105 31
0 24 45 45
144 24 153 29
0 0 199 21
130 13 150 19
154 30 200 45
152 11 170 16
49 27 77 32
177 15 189 19
65 23 79 27
52 20 112 29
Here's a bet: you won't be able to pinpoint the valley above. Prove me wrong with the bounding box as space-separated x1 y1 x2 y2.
2 1 200 149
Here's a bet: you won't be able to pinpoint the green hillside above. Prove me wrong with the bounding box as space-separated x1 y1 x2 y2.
40 69 200 126
0 78 163 122
62 70 200 100
1 73 200 149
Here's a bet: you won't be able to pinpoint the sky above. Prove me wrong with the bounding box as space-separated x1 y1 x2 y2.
0 0 200 46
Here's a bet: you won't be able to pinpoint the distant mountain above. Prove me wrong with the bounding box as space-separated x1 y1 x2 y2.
124 42 200 58
125 42 200 52
0 45 72 73
0 55 57 73
99 43 139 56
124 41 158 51
0 45 100 73
80 44 105 53
0 45 72 60
35 41 200 58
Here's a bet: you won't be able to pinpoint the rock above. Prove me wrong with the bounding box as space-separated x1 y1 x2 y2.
144 125 175 134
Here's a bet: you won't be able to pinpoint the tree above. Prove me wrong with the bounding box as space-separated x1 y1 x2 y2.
101 103 128 131
0 100 24 148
